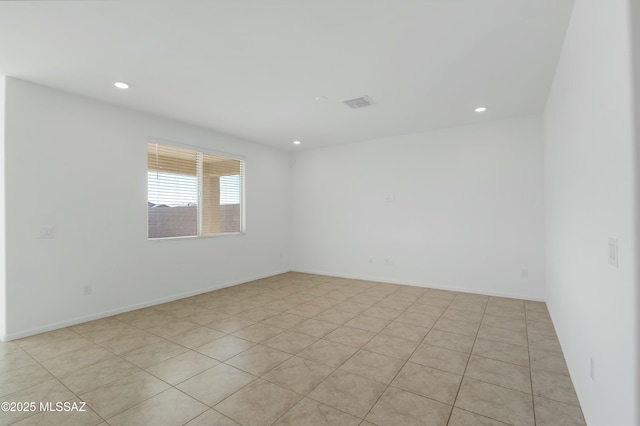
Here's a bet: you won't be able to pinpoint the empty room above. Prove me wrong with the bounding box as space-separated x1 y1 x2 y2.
0 1 638 425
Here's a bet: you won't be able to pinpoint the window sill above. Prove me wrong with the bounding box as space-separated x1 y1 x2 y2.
147 232 245 241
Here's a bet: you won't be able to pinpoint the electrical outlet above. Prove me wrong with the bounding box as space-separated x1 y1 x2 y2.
608 238 618 268
83 285 92 296
385 258 394 266
521 269 528 279
369 257 374 264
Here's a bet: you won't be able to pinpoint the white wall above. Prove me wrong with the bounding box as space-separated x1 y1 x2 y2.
0 75 6 339
632 1 640 422
544 0 639 424
291 116 545 300
2 78 291 340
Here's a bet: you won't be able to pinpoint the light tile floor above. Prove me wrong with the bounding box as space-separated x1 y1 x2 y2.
0 273 586 426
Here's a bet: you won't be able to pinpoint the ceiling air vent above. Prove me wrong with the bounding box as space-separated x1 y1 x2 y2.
343 95 375 109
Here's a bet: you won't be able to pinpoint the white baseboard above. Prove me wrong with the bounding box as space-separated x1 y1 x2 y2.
3 268 545 341
2 269 290 342
291 268 546 302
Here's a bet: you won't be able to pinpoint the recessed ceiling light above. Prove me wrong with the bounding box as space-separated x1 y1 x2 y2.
475 106 487 112
114 82 130 89
293 140 302 145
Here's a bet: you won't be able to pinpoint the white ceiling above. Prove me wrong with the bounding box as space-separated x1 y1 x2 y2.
0 1 574 151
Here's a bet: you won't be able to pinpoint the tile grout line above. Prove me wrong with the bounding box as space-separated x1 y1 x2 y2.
525 303 537 426
445 295 488 426
461 300 540 423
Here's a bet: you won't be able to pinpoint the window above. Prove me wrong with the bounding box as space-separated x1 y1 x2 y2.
147 142 244 239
